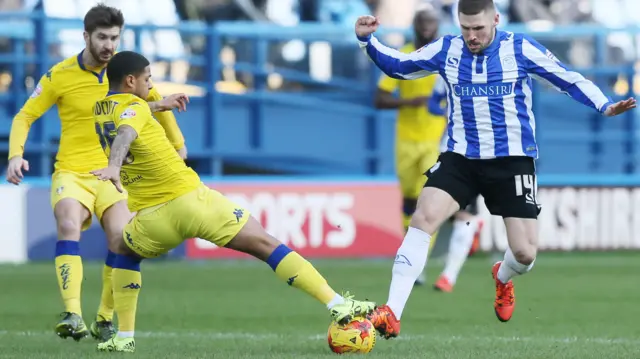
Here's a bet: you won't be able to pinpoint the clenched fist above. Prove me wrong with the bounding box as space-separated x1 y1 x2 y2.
355 15 379 38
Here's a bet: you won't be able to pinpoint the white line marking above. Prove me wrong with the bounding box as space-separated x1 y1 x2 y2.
0 330 638 346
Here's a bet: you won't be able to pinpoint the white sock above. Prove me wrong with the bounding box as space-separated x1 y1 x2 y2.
117 331 134 339
386 227 431 320
497 248 535 284
442 219 478 285
326 293 345 310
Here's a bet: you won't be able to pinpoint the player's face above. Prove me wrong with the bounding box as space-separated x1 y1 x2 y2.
414 11 439 45
459 9 499 53
132 67 151 99
85 26 121 65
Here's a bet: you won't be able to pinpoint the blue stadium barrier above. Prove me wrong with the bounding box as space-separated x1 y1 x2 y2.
0 11 637 180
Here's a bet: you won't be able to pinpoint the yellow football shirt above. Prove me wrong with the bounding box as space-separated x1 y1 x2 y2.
9 51 184 173
377 43 446 142
94 92 200 212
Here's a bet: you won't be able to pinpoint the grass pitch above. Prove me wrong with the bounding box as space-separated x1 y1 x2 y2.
1 252 639 358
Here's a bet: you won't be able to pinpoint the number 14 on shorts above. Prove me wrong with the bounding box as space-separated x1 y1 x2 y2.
514 174 537 204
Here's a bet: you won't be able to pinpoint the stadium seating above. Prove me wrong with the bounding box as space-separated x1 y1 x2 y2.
0 9 637 176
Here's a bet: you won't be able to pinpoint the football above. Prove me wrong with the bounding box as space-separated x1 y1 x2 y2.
327 317 376 354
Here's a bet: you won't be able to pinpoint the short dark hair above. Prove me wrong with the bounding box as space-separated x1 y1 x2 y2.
107 51 150 89
84 3 124 33
458 0 495 15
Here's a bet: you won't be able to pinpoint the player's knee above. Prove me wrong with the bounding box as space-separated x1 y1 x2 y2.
512 249 536 266
409 204 441 235
112 239 137 257
57 218 82 239
226 217 280 261
105 232 124 253
255 234 280 259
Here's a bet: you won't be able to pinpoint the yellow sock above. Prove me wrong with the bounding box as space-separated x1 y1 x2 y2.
267 244 336 305
112 254 142 334
430 230 439 252
402 214 412 232
96 251 116 321
55 240 83 315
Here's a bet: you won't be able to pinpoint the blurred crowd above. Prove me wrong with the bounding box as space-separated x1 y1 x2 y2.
0 0 638 94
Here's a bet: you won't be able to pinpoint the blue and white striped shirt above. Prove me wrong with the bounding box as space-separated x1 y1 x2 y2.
358 31 614 159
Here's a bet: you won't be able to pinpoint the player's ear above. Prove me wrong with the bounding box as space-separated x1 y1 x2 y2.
125 74 135 89
83 31 90 44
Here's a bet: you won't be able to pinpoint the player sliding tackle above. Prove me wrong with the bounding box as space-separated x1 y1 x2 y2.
356 0 636 339
90 51 376 353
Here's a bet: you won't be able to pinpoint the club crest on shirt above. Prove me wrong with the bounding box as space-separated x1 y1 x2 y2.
30 82 43 98
56 186 64 195
120 107 136 119
501 56 517 71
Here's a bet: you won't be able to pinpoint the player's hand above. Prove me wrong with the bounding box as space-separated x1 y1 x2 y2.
604 97 637 117
90 166 124 193
177 146 188 160
157 93 190 113
355 15 379 38
5 156 29 185
406 96 430 107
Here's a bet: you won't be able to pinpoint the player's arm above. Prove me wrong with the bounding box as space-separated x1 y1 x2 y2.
146 86 186 152
374 75 428 109
92 124 137 193
375 75 400 109
91 103 148 192
108 125 138 169
427 77 447 116
6 72 57 184
520 34 636 116
147 92 189 113
355 16 443 80
358 35 443 80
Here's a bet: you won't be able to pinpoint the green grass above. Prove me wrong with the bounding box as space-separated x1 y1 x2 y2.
1 253 640 358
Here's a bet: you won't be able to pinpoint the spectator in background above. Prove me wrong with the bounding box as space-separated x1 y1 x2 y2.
317 0 372 27
509 0 591 25
508 0 594 67
590 0 640 64
374 0 419 47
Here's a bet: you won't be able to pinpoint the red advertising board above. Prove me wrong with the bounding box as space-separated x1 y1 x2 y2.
185 181 403 258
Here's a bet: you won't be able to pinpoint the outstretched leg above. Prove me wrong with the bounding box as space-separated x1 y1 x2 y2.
368 186 460 339
225 216 376 324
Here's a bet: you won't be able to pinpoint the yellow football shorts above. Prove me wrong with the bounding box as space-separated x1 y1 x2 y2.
50 170 128 230
123 184 250 258
395 139 442 199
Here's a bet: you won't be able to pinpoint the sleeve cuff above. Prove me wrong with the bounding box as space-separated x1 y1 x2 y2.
357 34 372 43
600 101 613 114
8 151 23 160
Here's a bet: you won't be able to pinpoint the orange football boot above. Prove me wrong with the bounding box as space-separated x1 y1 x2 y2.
468 219 483 256
491 261 515 322
367 305 401 339
433 275 453 292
